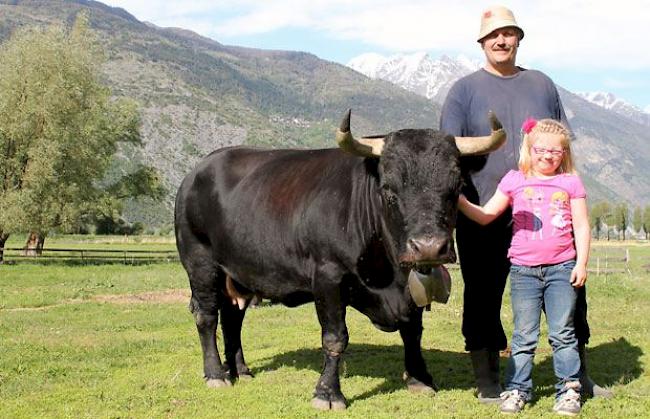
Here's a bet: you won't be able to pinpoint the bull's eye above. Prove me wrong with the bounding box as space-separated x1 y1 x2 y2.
380 185 398 206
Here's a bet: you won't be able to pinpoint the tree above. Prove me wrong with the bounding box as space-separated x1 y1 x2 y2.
642 205 650 240
590 201 612 240
632 206 643 235
0 231 8 264
0 14 161 257
613 203 629 240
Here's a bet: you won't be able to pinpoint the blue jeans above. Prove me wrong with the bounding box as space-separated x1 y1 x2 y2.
504 260 581 399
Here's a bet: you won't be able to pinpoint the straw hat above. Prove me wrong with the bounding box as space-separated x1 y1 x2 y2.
477 5 524 42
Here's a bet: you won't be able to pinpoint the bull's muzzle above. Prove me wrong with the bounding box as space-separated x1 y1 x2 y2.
400 236 456 266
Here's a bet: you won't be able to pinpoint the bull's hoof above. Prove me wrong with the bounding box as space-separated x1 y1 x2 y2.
237 371 254 381
403 372 437 395
229 368 254 381
224 362 254 381
311 397 347 410
206 378 232 388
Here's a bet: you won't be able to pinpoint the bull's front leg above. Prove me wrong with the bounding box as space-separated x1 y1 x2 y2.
400 310 437 394
311 267 349 410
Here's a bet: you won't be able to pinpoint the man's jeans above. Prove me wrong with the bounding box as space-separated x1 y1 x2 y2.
504 260 581 398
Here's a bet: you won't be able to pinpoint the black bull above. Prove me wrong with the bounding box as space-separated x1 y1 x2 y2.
174 110 505 410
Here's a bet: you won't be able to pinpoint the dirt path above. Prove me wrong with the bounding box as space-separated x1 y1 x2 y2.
3 289 190 311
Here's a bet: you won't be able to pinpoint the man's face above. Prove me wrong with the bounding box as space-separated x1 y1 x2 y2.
481 27 520 68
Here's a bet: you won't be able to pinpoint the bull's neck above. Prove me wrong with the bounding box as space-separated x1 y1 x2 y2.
338 159 377 246
363 171 401 268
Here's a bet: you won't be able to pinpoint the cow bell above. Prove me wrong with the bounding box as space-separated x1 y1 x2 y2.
408 266 452 307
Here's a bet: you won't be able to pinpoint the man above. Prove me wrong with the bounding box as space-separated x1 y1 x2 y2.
439 5 611 403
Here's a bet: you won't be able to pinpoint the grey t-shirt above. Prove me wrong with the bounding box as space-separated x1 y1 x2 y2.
440 67 570 205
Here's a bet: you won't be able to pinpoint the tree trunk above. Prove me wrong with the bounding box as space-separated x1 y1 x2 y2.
0 231 9 264
23 231 45 256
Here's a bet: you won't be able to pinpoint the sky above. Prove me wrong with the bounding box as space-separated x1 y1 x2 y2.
101 0 650 112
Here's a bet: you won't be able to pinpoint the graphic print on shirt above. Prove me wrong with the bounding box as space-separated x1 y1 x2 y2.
522 187 544 240
549 191 571 236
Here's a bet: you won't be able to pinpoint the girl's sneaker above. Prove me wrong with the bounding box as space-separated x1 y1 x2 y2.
553 388 581 416
500 390 526 414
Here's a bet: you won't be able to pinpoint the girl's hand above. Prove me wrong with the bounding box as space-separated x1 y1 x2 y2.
570 264 588 288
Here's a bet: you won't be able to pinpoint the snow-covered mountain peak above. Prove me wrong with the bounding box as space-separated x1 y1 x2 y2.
347 52 476 101
578 92 625 110
453 54 482 71
346 53 388 78
577 91 650 126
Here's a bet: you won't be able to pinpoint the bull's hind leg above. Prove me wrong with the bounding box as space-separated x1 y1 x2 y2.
181 239 231 387
220 298 253 380
189 294 231 387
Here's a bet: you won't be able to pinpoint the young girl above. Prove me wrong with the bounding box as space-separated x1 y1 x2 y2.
458 118 589 416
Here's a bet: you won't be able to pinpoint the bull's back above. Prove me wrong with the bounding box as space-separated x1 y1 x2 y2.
176 146 353 229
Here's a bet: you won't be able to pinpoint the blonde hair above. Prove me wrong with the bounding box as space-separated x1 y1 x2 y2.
518 118 576 175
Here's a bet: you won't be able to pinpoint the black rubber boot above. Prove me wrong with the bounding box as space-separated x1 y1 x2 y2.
579 343 613 398
470 349 503 403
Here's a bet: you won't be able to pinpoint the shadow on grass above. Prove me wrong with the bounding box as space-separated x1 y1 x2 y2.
255 343 475 405
532 337 643 399
254 337 642 405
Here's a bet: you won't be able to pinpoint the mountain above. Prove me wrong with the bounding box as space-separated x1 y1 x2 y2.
347 52 650 206
0 0 439 228
576 92 650 127
558 89 650 206
348 53 479 104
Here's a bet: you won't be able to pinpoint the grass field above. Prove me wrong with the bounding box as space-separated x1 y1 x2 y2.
1 239 649 418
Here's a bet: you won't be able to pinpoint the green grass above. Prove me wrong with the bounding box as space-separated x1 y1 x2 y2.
1 242 649 418
0 264 185 309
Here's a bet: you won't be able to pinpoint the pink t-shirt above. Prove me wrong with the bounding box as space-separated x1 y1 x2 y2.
498 170 586 266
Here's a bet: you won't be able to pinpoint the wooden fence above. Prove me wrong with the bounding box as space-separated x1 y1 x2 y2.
0 247 178 264
587 247 631 275
0 246 634 273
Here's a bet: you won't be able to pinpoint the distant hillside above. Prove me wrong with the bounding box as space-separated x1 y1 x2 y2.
560 88 650 205
0 0 440 228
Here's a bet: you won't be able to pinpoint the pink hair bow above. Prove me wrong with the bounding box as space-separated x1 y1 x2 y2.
521 117 537 134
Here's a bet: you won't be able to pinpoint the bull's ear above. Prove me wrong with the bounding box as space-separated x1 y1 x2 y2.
454 111 506 156
336 109 384 157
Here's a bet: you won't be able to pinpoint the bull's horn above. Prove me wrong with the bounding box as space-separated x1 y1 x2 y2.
454 111 507 156
336 109 384 157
